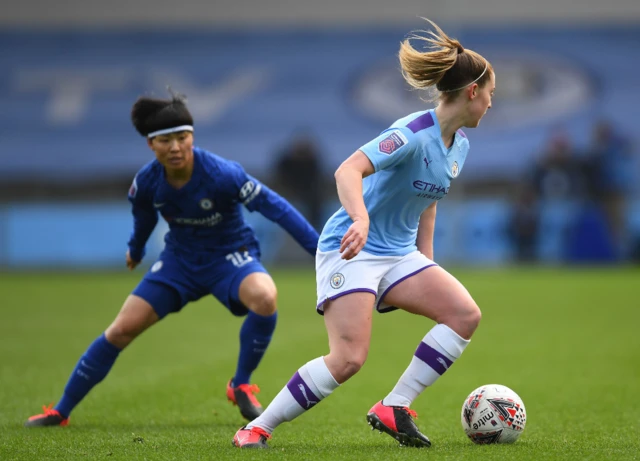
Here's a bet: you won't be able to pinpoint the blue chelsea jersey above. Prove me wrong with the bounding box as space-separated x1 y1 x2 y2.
318 109 470 256
128 147 267 258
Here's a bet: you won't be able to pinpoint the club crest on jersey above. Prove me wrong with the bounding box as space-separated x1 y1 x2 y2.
378 129 408 155
199 198 214 210
330 273 345 289
452 161 459 178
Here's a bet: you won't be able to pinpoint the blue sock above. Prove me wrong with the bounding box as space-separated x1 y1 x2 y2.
232 311 277 386
54 334 121 418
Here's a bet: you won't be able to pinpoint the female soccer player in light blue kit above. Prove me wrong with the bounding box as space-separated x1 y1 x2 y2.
234 19 495 448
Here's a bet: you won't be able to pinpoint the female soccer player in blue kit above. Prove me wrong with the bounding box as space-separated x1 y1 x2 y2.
233 19 495 448
25 92 319 426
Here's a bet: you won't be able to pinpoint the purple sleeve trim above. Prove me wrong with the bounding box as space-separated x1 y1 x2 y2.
406 112 435 133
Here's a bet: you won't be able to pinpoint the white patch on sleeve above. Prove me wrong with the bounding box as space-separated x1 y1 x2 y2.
240 181 262 205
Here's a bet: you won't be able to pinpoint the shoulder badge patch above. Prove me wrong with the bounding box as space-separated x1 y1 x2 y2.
128 177 138 198
378 130 408 155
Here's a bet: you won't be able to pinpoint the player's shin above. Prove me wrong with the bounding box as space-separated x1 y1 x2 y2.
55 334 121 418
383 324 469 407
246 356 339 433
233 311 277 386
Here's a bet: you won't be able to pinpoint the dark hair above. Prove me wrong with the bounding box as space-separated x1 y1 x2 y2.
130 91 194 137
399 18 493 102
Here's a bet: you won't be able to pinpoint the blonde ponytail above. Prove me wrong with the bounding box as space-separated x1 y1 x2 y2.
399 18 491 99
399 18 462 90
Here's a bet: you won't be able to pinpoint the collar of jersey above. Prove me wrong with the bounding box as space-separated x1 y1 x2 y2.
429 109 458 157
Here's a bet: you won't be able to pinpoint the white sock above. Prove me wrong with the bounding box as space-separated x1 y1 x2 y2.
383 324 470 408
246 356 339 433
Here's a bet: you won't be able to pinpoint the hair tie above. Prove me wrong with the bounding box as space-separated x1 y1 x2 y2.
440 63 488 93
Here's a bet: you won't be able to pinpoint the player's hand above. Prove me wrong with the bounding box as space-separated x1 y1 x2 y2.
340 218 369 260
126 250 140 271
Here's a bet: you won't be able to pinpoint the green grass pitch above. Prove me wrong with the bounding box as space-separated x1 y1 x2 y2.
1 267 639 460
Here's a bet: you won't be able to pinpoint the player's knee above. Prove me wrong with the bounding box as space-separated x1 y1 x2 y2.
247 286 278 316
104 319 147 349
336 349 368 381
104 324 134 349
442 301 481 340
467 303 482 330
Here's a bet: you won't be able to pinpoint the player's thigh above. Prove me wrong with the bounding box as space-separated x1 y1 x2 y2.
382 265 480 335
105 294 160 349
323 292 375 381
237 271 277 316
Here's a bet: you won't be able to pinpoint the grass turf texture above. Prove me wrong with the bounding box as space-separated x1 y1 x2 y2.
1 267 639 460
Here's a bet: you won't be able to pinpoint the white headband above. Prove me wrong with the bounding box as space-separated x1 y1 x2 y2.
147 125 194 138
441 64 489 93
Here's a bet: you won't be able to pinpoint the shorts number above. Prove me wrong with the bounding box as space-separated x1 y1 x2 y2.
226 251 254 268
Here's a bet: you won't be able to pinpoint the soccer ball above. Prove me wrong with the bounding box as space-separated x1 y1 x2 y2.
461 384 526 444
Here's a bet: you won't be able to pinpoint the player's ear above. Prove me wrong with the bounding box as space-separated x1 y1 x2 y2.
147 138 154 150
468 83 478 100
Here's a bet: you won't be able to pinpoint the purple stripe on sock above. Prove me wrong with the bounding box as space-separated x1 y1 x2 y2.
286 372 320 410
407 112 435 133
414 342 453 375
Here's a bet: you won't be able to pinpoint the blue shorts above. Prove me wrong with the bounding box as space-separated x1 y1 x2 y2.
132 245 268 319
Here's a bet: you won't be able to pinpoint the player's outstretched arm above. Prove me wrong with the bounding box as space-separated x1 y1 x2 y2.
246 183 319 256
227 160 318 256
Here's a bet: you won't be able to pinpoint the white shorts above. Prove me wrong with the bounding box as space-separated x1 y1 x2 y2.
315 249 437 315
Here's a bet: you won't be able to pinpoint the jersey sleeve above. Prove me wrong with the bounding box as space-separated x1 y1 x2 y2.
222 160 319 256
126 173 158 262
219 160 264 210
359 126 418 172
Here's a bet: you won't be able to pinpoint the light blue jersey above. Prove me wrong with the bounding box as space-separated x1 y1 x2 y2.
318 109 470 256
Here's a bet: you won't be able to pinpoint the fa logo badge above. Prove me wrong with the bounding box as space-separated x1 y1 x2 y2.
151 261 163 272
452 161 459 178
378 130 408 155
330 273 345 289
199 198 213 210
128 177 138 198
